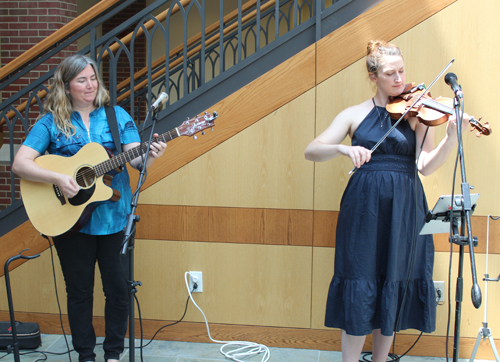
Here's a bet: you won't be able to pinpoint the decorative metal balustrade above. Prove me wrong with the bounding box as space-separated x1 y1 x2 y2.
0 0 371 215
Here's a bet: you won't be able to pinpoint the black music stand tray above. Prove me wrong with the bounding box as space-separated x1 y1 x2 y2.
420 194 480 235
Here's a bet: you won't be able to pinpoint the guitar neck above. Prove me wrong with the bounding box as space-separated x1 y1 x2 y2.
94 128 180 176
92 111 217 176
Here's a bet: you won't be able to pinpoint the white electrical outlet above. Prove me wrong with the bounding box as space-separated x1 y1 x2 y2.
188 271 203 292
434 281 445 303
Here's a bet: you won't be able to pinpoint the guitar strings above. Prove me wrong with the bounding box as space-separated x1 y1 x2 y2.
72 113 215 186
73 128 180 187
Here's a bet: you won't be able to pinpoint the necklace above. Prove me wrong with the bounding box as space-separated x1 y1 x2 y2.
372 98 387 128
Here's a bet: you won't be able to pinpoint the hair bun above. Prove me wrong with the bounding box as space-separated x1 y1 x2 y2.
365 40 402 74
367 40 387 56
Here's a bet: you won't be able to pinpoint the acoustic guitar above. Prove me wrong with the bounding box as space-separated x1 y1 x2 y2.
20 112 217 237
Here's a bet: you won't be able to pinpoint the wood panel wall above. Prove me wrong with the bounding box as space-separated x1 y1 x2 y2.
2 0 500 359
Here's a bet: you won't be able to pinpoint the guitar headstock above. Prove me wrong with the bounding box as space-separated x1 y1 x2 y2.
178 111 218 138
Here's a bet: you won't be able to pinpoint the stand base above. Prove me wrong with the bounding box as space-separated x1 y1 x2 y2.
469 326 500 362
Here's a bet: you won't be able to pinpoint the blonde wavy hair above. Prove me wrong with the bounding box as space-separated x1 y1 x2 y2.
366 40 403 75
41 54 110 137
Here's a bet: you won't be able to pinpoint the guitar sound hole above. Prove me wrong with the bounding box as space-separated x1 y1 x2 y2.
76 166 96 188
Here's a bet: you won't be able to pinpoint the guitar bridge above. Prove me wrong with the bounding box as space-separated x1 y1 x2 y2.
53 184 66 206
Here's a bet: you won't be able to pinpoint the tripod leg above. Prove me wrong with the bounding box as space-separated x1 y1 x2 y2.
469 328 484 362
487 330 500 362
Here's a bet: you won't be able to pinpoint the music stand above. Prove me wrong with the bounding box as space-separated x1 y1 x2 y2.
421 194 480 235
421 193 481 362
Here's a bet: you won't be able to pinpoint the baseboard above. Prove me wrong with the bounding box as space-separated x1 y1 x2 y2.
0 310 498 359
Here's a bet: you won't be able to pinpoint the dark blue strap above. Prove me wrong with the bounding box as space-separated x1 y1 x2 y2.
104 105 122 153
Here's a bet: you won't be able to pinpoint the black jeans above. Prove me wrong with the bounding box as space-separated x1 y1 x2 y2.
53 231 129 362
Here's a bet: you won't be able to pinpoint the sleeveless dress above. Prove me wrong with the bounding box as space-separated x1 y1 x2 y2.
324 104 436 336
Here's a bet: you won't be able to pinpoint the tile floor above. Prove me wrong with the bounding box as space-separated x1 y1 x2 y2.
0 333 496 362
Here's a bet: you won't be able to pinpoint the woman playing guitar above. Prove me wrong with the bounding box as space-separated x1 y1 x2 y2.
12 54 166 362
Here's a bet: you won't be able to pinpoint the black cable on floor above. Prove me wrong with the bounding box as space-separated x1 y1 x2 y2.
140 292 192 349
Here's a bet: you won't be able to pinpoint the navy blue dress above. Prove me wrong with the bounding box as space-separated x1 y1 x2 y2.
324 104 436 336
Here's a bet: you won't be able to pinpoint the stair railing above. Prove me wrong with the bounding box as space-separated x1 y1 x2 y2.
0 0 332 209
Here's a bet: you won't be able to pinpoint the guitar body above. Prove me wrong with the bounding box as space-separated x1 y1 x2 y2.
21 142 117 237
19 111 218 237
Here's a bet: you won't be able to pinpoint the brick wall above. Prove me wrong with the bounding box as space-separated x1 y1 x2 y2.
0 0 148 210
0 0 78 209
0 0 79 98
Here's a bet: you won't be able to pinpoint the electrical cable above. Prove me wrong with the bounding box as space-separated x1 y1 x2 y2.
121 288 194 362
361 331 423 362
132 105 158 196
184 272 270 362
116 233 195 360
48 235 193 362
389 118 430 359
390 95 468 362
3 107 166 362
135 293 145 362
361 104 432 362
0 237 77 362
445 95 464 362
46 236 74 361
140 293 192 349
25 236 193 362
117 106 158 362
0 346 83 361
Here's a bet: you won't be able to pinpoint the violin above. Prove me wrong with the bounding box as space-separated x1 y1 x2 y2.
386 83 492 137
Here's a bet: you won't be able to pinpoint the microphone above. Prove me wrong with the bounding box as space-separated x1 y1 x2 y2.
444 72 463 99
151 92 169 109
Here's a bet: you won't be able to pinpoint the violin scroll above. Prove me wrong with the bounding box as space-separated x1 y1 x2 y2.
387 83 493 138
469 117 492 137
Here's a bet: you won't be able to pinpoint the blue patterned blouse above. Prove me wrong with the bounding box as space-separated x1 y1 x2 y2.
23 106 141 235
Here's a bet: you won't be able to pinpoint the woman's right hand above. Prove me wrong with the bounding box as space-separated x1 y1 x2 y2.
341 145 372 168
56 174 80 198
13 145 81 198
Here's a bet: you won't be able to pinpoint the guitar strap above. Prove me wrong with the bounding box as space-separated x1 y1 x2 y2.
104 105 122 153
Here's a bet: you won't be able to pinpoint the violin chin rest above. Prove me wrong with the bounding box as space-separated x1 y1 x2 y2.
402 82 416 93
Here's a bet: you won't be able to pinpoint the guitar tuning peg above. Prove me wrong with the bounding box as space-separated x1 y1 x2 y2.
186 116 189 120
204 111 207 114
211 127 214 132
202 131 205 135
193 135 197 140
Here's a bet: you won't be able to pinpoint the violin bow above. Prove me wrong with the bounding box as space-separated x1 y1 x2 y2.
348 58 456 175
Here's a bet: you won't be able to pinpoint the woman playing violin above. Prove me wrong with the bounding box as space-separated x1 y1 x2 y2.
304 40 470 362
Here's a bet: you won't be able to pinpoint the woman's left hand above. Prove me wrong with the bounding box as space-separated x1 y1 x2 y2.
149 133 167 158
446 112 471 139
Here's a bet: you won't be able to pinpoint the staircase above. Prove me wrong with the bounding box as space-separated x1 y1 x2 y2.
0 0 382 237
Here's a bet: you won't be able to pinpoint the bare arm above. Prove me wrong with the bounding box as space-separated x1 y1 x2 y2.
12 145 81 197
415 113 470 176
126 133 167 170
304 104 372 168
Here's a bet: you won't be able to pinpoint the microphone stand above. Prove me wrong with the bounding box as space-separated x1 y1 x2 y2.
121 105 160 362
449 94 482 362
